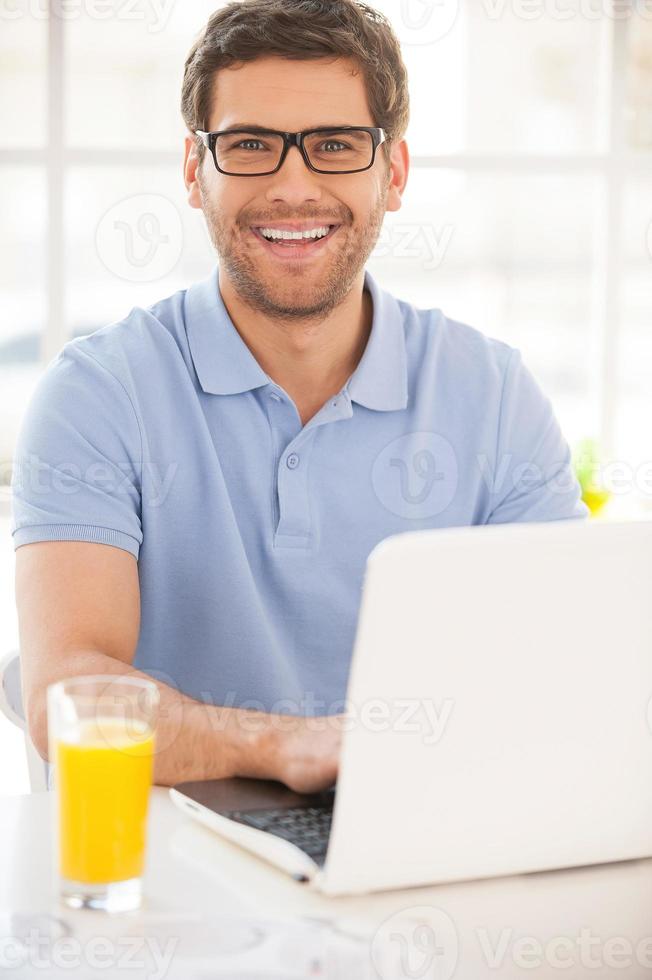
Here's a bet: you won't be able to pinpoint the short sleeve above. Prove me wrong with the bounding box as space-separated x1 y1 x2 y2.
485 348 589 525
10 343 143 559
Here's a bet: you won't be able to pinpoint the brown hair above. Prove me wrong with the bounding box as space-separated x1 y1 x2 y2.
181 0 410 169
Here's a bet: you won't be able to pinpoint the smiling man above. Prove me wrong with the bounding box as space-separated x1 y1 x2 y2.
11 0 588 792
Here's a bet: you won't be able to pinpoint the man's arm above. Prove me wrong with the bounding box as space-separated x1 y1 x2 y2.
17 540 340 792
485 348 589 524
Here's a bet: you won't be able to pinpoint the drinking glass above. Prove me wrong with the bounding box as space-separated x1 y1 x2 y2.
47 674 159 912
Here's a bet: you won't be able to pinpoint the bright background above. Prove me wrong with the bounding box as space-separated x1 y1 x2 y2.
2 0 652 793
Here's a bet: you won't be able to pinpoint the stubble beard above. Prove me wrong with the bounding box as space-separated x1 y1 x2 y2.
197 166 391 324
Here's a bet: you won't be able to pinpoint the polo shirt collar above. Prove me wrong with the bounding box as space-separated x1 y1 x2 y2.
184 265 408 411
346 268 408 412
185 266 270 396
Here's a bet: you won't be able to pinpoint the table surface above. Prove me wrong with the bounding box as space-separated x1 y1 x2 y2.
2 786 652 979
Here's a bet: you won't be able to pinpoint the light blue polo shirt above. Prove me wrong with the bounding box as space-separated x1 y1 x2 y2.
11 266 588 713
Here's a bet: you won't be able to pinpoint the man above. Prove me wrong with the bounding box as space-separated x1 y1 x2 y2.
11 0 588 792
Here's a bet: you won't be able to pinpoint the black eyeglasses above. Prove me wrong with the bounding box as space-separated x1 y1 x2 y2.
194 126 387 176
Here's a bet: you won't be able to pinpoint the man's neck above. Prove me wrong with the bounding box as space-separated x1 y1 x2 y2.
218 276 373 427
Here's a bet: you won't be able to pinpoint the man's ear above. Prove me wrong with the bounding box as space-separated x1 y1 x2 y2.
183 134 203 210
385 139 410 215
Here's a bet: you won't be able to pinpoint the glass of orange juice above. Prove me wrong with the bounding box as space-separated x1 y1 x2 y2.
47 675 159 912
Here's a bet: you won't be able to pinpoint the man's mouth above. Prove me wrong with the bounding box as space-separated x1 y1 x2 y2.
250 224 341 257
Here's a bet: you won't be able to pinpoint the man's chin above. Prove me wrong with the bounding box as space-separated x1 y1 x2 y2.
216 244 364 315
239 275 345 319
252 291 340 320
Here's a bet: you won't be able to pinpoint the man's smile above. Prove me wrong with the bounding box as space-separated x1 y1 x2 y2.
249 223 341 258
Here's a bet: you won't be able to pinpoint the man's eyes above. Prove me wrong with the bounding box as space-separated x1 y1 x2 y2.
232 137 350 152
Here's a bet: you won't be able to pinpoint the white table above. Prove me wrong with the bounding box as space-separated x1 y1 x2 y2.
2 787 652 979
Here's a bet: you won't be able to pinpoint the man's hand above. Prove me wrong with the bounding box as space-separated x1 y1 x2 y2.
260 714 345 794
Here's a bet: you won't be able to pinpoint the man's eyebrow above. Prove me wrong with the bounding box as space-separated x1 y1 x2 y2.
218 122 362 132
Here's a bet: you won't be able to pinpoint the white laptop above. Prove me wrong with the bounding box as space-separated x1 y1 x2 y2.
170 519 652 896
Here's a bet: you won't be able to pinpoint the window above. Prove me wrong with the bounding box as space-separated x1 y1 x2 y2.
2 0 652 513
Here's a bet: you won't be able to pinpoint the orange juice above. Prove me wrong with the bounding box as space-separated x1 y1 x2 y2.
54 717 155 883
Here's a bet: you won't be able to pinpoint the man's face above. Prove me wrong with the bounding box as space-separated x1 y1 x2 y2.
185 56 408 322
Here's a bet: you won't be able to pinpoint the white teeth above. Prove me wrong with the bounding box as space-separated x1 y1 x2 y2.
259 226 331 241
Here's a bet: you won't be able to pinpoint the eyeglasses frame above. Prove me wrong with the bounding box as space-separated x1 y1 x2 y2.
194 125 387 176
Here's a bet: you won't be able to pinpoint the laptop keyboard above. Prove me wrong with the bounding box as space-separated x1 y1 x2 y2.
224 804 334 866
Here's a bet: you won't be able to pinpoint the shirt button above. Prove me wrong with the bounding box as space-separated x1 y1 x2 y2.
287 453 300 470
269 392 281 402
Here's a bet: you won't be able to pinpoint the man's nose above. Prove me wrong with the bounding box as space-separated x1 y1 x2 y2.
264 143 324 203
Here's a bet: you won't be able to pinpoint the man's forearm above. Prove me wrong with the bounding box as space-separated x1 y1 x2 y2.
29 649 278 786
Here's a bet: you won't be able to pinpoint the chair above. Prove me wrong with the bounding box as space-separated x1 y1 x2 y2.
0 650 50 792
